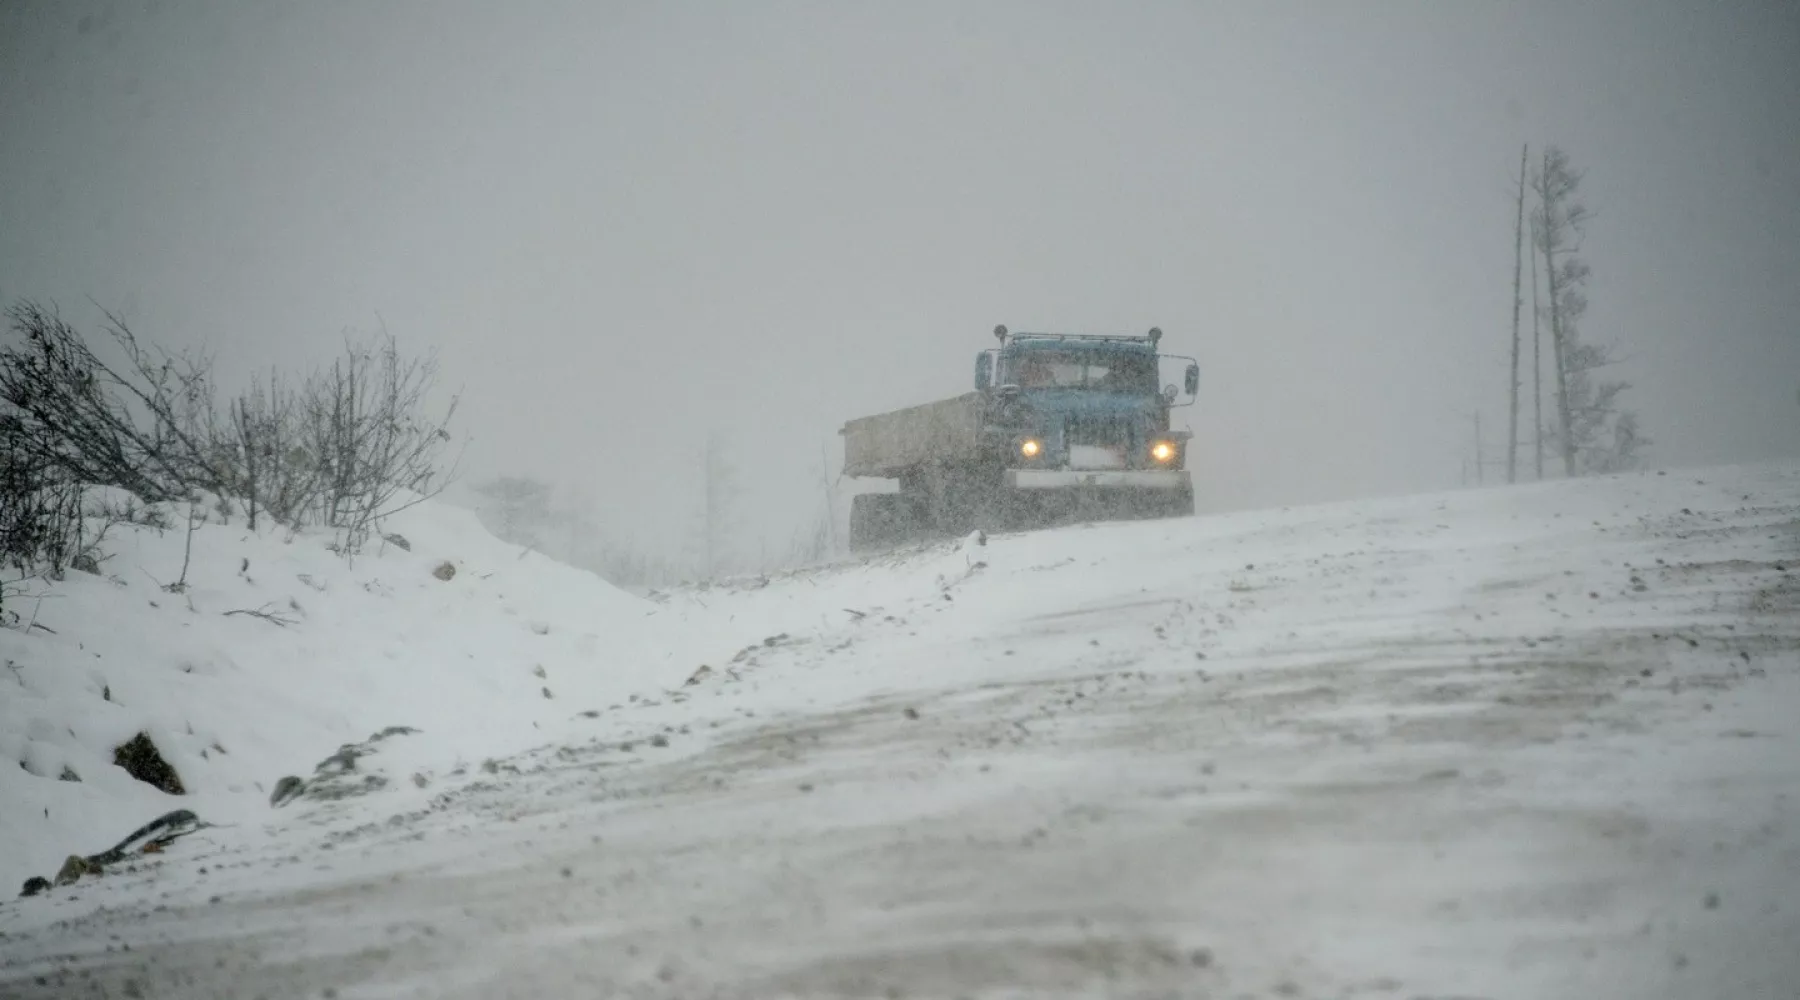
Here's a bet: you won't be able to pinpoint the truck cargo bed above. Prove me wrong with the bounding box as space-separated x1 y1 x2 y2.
840 392 985 478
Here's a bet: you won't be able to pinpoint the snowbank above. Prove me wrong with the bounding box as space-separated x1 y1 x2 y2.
0 491 686 893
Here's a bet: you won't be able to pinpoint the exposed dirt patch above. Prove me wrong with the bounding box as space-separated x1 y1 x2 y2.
1750 577 1800 617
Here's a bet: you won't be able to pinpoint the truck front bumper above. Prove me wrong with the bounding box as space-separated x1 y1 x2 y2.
1004 469 1190 491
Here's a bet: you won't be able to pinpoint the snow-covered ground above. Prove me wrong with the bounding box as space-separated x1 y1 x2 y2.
0 490 706 890
2 463 1797 999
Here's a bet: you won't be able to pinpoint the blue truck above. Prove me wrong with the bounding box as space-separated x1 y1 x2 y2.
841 325 1200 550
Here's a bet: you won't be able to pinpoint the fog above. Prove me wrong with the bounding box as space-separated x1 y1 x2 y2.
4 1 1797 578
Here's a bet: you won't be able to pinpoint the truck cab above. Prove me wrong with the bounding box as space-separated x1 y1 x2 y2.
974 327 1198 481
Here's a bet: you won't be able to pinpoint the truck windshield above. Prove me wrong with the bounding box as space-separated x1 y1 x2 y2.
1007 351 1157 392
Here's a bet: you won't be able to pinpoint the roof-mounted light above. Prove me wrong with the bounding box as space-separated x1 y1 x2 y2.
1148 326 1162 346
994 324 1008 343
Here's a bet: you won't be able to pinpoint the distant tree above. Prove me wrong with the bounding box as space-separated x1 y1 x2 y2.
543 487 604 569
1596 410 1649 473
1507 143 1528 484
1563 340 1650 473
702 430 738 578
1531 146 1586 477
1529 206 1546 479
1530 146 1645 475
474 475 552 548
818 439 842 555
786 491 834 568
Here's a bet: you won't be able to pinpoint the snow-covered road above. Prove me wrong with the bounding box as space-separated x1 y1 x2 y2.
4 465 1797 999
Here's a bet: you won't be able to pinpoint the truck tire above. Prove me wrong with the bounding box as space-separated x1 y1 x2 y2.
849 493 918 551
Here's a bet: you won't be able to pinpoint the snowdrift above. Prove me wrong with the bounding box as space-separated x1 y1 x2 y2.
0 491 685 894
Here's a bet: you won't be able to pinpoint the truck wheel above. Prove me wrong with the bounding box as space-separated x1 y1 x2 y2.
849 493 918 551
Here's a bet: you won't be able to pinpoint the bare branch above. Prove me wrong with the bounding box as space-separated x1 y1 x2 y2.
223 604 298 627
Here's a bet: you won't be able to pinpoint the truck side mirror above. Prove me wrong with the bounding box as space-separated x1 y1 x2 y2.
1185 363 1200 396
975 352 993 390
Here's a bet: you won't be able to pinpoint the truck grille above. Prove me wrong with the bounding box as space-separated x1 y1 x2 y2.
1065 416 1134 448
1064 416 1138 470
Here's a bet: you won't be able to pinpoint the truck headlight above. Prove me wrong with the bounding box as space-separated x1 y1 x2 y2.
1150 441 1176 463
1019 438 1042 458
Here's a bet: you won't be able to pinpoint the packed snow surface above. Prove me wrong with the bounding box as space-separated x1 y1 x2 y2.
2 463 1797 999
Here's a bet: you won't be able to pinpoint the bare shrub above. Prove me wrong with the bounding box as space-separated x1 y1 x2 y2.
0 302 227 502
295 332 460 554
223 367 335 531
1 300 461 586
220 332 462 553
0 423 83 581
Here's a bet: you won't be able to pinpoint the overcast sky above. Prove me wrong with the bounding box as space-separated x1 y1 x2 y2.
3 1 1797 570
